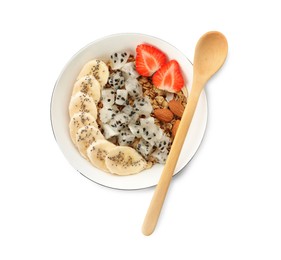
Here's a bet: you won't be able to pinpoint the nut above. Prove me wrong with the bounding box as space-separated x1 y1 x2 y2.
154 108 174 123
168 100 184 118
155 96 164 104
172 120 181 137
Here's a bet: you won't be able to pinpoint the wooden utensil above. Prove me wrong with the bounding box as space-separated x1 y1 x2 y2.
142 31 228 236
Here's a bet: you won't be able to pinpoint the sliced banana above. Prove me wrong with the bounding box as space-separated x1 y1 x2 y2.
76 126 104 159
77 59 109 87
87 140 116 172
72 75 101 104
105 146 147 175
69 92 97 119
69 112 98 145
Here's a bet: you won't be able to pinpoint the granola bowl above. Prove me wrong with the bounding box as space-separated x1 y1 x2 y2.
51 33 207 190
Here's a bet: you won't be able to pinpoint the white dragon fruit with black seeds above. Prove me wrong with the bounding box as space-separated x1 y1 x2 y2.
151 148 169 164
156 134 170 152
136 139 154 158
110 52 129 70
121 62 140 79
99 105 119 124
122 104 135 116
115 89 128 105
128 121 143 138
133 96 153 116
108 71 125 89
102 124 119 139
140 117 155 127
125 78 143 98
101 88 115 106
109 113 130 131
118 128 135 146
142 124 162 146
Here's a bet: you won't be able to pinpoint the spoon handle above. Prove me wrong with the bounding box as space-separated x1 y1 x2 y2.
142 84 203 236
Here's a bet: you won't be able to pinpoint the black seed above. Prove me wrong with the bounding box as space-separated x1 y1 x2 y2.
114 53 117 57
107 99 111 102
120 58 124 63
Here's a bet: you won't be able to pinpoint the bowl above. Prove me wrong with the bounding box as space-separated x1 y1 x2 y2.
50 33 208 190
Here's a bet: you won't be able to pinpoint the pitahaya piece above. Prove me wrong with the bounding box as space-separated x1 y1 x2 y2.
165 92 174 102
121 62 140 79
109 113 130 131
122 104 135 117
140 117 155 126
155 134 171 152
110 52 129 70
118 128 135 146
102 124 119 139
108 71 125 89
151 148 169 164
125 78 143 98
115 89 128 105
136 139 154 158
133 96 153 116
99 105 119 124
142 124 163 146
128 121 143 138
101 88 115 106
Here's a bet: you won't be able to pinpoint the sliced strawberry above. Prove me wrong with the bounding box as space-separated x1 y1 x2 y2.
135 44 167 76
152 60 185 93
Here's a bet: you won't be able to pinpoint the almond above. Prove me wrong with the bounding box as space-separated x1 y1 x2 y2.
154 108 174 123
172 120 181 137
168 100 184 118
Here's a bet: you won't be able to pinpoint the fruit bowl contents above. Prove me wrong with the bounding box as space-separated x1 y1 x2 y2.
68 44 188 176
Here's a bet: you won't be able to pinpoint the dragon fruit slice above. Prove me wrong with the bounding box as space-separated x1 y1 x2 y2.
133 96 153 116
108 71 125 89
118 128 135 146
122 104 135 117
136 139 154 158
128 121 143 138
122 105 139 123
155 134 171 152
125 78 143 98
140 117 155 126
121 62 140 79
142 124 163 146
99 105 119 124
115 89 128 105
102 124 119 139
110 52 129 70
109 113 130 131
101 88 115 106
151 148 169 164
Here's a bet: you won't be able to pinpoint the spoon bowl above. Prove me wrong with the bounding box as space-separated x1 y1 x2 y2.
194 31 228 84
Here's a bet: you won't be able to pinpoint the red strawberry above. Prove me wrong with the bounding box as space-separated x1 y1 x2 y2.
135 44 167 76
152 60 185 93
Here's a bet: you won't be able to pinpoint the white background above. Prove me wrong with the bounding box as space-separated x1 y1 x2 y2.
0 0 280 259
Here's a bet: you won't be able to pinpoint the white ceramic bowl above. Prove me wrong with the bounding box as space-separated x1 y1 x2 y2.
51 33 207 190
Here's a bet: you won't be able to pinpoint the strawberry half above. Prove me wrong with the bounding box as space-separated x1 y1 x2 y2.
152 60 185 93
135 44 167 76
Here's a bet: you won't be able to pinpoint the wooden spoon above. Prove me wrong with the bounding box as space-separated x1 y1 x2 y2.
142 31 228 236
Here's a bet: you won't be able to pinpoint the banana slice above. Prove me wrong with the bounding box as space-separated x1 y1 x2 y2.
76 125 104 159
77 59 109 87
87 140 116 172
72 75 101 104
69 92 97 119
69 112 98 145
105 146 147 175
